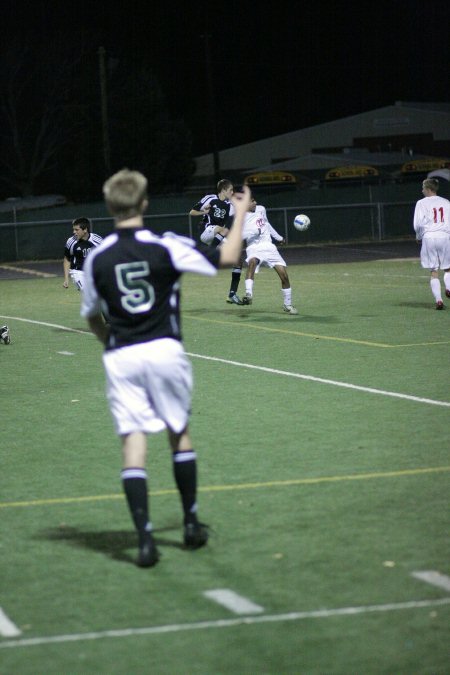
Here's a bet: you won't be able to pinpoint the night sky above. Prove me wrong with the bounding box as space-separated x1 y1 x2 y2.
2 0 449 156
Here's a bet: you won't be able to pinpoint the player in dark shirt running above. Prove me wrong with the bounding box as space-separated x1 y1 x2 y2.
63 217 103 290
81 169 251 568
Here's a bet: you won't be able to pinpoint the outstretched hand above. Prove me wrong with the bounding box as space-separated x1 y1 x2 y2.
218 185 252 268
230 185 252 214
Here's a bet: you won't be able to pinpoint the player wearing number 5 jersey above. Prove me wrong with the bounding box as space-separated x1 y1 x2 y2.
81 169 251 568
413 178 450 309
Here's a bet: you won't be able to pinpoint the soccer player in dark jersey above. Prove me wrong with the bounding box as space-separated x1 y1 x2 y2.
189 179 244 304
81 169 251 568
0 324 11 344
63 217 103 290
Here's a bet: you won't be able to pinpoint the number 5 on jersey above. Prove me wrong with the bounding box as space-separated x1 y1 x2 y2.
115 262 155 313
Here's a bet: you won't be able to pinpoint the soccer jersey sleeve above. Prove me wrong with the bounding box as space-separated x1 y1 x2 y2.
192 194 216 211
162 233 220 275
413 202 425 239
268 223 283 242
64 235 75 260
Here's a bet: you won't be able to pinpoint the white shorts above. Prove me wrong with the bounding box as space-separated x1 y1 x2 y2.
200 225 217 245
246 242 286 273
420 234 450 270
69 269 84 291
102 338 192 436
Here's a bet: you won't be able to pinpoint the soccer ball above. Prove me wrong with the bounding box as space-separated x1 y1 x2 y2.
293 214 311 231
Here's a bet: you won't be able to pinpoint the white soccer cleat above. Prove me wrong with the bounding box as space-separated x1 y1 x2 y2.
283 304 298 315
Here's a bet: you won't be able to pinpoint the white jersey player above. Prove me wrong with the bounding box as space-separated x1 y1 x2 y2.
241 196 298 314
413 178 450 309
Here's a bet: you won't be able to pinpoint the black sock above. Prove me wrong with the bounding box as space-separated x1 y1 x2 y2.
121 468 152 543
229 268 242 295
212 234 224 247
172 451 198 525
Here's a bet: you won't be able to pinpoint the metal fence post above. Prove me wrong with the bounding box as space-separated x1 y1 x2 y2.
13 207 19 260
283 208 289 243
377 202 384 240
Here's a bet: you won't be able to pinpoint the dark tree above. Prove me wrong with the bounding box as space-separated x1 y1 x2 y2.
0 41 195 200
106 55 195 194
0 41 94 198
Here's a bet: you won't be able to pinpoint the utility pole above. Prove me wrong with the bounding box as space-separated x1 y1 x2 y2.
98 46 111 176
203 33 220 182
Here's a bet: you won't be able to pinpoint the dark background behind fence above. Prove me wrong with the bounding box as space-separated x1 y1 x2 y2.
1 180 447 263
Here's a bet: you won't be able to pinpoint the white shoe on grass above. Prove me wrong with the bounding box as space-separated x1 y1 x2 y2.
283 304 298 315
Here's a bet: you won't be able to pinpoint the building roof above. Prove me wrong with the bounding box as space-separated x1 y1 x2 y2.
193 102 450 177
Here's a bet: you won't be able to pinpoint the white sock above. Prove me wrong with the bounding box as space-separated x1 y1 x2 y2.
282 288 293 306
444 271 450 292
430 278 442 302
245 279 254 296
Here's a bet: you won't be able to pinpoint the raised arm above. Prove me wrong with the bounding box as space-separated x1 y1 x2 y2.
189 206 210 217
218 186 251 267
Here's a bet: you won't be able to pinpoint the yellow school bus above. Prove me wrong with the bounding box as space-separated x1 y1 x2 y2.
244 171 297 186
325 165 379 180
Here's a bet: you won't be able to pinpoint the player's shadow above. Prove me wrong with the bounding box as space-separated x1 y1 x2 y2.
246 312 340 324
186 308 340 323
397 301 434 309
37 525 184 565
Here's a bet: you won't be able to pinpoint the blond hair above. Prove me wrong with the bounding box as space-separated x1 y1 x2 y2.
103 169 148 220
422 178 439 193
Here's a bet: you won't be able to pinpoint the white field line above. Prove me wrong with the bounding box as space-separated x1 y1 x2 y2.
0 316 91 335
1 598 449 649
203 589 264 615
2 315 450 408
0 264 56 278
0 608 22 637
187 353 450 408
411 571 450 592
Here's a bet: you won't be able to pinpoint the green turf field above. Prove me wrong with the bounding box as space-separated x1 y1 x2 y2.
0 256 449 674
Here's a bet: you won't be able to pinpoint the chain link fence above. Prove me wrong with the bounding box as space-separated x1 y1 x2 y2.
0 200 415 263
